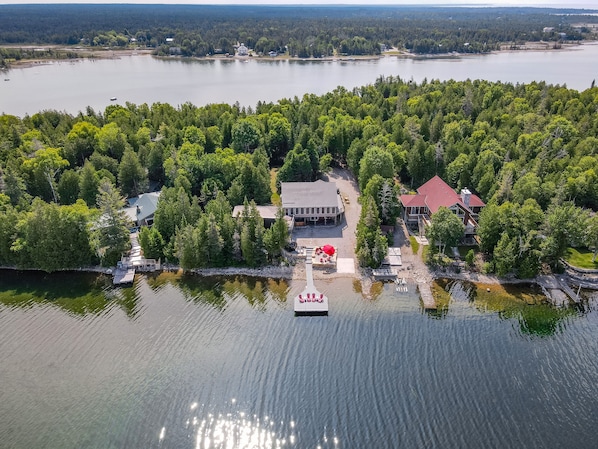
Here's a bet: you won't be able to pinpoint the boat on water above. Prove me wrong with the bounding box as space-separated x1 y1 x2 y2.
110 97 117 101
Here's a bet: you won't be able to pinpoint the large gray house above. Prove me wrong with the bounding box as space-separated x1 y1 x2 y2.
280 180 345 225
123 191 161 227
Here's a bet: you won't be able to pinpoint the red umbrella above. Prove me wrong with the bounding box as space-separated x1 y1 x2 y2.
322 244 335 256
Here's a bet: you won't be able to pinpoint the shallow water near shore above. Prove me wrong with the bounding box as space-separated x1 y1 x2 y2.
0 270 597 448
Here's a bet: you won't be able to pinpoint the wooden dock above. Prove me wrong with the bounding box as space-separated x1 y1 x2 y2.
372 268 397 280
417 281 437 309
537 275 581 306
294 248 328 315
113 267 135 285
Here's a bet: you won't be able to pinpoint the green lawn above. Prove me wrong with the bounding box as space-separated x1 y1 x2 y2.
270 168 281 206
565 247 598 269
421 244 429 262
409 236 420 254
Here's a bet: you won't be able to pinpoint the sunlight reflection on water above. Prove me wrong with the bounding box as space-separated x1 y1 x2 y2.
171 400 341 449
180 399 295 449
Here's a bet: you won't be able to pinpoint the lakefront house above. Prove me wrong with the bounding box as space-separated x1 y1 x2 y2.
123 191 161 228
400 176 485 242
280 180 345 226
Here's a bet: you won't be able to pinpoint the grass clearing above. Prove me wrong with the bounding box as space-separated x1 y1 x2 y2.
565 247 598 269
409 236 420 254
421 244 429 262
270 168 281 206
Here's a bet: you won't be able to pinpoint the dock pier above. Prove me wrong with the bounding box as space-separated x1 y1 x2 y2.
294 248 329 315
537 275 581 306
416 281 437 309
113 267 135 285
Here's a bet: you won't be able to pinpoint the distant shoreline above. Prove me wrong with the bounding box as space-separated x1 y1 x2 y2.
3 41 595 71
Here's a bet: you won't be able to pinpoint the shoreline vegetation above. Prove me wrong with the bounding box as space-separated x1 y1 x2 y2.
2 5 596 74
2 41 595 71
0 260 579 288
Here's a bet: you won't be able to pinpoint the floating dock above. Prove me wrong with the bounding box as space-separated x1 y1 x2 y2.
294 248 328 315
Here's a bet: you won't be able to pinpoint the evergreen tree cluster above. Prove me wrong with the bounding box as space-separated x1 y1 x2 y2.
0 4 596 63
1 75 598 275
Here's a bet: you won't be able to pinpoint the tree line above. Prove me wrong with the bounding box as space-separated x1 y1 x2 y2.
0 5 596 61
1 74 598 275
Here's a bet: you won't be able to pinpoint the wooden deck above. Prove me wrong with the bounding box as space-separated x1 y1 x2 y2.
537 275 581 306
372 268 397 280
113 267 135 285
417 281 437 309
311 247 337 269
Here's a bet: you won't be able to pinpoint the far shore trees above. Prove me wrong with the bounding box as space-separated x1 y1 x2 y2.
1 4 593 65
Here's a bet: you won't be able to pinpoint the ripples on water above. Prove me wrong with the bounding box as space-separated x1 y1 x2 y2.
0 270 597 449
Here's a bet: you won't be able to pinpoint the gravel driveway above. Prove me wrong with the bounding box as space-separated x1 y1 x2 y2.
292 168 361 272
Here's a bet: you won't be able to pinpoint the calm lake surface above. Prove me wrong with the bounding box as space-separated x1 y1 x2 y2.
2 43 598 117
0 271 597 449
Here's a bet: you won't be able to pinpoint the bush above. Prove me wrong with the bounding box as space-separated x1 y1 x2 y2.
386 231 394 246
465 249 475 266
482 261 495 274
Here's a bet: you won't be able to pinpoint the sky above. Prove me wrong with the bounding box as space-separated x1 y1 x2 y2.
0 0 596 7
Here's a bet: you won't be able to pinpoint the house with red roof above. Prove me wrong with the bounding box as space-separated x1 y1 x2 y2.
400 176 485 241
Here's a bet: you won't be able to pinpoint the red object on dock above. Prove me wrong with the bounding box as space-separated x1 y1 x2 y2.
322 244 335 256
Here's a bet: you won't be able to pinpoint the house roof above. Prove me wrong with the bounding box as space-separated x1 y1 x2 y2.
400 176 484 214
123 191 161 223
281 180 340 209
232 205 279 220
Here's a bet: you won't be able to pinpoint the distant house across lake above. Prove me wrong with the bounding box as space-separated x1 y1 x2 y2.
236 43 249 56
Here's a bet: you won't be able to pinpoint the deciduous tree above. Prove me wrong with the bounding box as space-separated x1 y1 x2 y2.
426 206 464 255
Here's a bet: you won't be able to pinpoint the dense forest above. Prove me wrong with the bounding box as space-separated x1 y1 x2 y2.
1 4 597 64
1 75 598 275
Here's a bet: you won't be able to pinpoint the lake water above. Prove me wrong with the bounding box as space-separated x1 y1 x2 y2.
0 271 597 449
2 43 598 117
